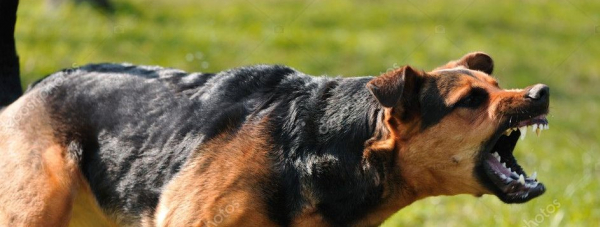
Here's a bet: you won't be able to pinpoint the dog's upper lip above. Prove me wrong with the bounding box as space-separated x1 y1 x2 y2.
502 114 549 139
514 114 548 128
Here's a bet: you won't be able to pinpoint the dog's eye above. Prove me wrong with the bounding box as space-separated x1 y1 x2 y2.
456 89 488 108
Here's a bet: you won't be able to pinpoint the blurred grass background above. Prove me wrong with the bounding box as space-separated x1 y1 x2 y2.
14 0 599 226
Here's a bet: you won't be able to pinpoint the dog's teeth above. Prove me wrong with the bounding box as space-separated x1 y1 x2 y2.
531 171 537 180
526 180 538 188
492 152 501 162
532 124 538 132
545 124 549 130
510 171 519 179
518 174 525 184
502 162 506 168
507 167 511 172
519 126 527 140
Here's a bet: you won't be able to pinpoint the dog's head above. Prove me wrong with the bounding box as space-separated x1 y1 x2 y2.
367 52 548 203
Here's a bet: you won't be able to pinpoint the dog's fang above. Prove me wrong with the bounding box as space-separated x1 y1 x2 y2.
518 174 525 184
519 126 527 140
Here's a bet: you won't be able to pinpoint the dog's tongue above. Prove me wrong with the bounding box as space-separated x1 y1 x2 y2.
486 153 512 176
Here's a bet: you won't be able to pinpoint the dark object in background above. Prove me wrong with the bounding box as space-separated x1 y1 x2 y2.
0 0 22 107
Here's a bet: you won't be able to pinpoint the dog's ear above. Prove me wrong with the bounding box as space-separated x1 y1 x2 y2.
367 66 422 108
436 52 494 75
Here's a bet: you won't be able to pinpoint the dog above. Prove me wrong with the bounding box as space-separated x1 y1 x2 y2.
0 50 550 226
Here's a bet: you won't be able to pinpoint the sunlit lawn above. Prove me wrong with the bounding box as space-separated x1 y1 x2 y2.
15 0 600 226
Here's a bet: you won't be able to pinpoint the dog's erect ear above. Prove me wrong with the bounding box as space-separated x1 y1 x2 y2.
436 52 494 75
367 66 421 108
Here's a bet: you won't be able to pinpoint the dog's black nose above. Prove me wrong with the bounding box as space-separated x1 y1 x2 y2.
525 84 549 100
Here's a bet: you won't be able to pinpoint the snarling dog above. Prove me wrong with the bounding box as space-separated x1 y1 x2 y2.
0 52 549 226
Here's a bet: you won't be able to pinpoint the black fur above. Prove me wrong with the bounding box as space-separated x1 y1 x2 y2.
266 76 385 226
419 73 463 129
29 63 390 225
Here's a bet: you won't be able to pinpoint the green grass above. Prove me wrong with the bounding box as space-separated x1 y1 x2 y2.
15 0 600 226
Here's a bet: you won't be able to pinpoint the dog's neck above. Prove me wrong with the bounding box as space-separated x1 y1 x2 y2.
270 76 417 226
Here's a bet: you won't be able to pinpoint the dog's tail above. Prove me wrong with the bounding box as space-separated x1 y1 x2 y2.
0 0 22 108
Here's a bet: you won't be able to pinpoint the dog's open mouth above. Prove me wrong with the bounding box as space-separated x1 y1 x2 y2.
481 114 548 203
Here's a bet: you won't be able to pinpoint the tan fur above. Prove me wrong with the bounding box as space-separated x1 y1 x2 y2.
290 207 326 227
0 93 77 226
69 173 117 227
154 122 277 227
